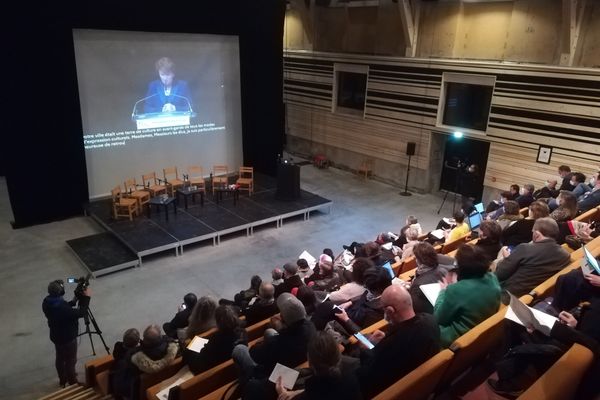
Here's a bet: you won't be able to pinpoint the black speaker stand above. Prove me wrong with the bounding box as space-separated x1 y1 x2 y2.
399 154 412 196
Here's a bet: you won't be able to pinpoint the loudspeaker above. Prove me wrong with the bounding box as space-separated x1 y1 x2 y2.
406 142 416 156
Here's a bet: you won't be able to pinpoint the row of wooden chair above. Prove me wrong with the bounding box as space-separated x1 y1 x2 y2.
109 165 255 220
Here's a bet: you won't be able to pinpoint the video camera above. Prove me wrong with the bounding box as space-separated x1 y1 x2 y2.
67 273 92 299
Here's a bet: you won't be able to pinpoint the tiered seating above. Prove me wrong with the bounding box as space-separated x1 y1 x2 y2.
574 205 600 223
37 383 113 400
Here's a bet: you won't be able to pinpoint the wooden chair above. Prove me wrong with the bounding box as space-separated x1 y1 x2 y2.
212 165 229 194
164 167 184 195
111 186 138 221
124 178 150 212
142 172 168 197
236 166 254 196
357 158 373 180
574 206 600 223
373 349 454 400
187 166 206 192
441 232 471 254
517 343 594 400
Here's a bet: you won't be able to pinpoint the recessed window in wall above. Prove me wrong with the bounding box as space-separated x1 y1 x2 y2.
333 63 368 117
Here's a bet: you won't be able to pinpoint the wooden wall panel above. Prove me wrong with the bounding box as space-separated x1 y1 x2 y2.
284 51 600 194
580 2 600 68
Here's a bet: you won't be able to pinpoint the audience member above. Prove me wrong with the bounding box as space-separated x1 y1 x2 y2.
344 266 392 328
509 184 520 200
336 285 440 398
501 200 549 247
558 165 574 191
234 275 262 309
328 257 373 304
233 293 316 385
271 268 284 287
409 242 447 314
445 211 470 242
515 183 535 208
495 200 523 230
186 296 217 340
486 191 513 220
296 285 319 316
475 220 502 262
550 267 600 313
304 254 341 292
533 179 558 200
550 190 577 222
275 331 362 400
183 305 248 375
393 215 422 247
162 293 197 340
130 325 178 374
400 225 421 260
577 171 600 213
275 262 304 298
296 259 311 280
243 282 278 325
435 245 501 347
496 218 571 297
110 328 140 400
570 172 590 198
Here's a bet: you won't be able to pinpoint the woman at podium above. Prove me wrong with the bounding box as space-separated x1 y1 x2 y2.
144 57 192 114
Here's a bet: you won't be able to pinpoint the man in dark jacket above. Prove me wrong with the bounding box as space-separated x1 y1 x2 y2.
496 218 571 297
42 280 91 387
162 292 197 339
243 282 278 325
337 284 440 398
274 262 304 298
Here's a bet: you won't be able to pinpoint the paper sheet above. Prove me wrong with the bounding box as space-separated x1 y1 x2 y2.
430 229 445 240
156 368 194 400
299 250 317 269
505 302 558 335
186 336 209 353
419 283 442 306
268 363 299 390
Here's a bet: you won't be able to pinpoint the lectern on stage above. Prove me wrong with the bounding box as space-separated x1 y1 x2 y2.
276 161 300 201
132 111 197 130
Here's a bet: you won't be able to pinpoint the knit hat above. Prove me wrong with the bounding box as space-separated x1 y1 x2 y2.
283 262 298 275
277 293 307 325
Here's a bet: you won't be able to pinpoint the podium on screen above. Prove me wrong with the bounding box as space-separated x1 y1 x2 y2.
132 111 197 130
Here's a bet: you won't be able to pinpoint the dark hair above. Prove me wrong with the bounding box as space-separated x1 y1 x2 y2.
455 245 490 279
351 257 374 285
184 293 197 308
453 211 465 224
557 190 577 219
297 258 309 271
529 200 550 219
215 305 239 334
123 328 140 348
323 248 335 261
558 165 571 173
250 275 262 291
502 200 521 216
363 241 380 258
363 266 392 295
413 242 438 268
296 285 317 314
572 172 586 183
479 221 501 242
308 331 340 377
510 184 520 193
500 191 512 200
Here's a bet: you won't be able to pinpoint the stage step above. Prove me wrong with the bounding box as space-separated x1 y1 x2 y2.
66 232 139 277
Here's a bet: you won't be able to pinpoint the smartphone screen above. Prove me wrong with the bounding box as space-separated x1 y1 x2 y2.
67 278 76 284
354 332 375 349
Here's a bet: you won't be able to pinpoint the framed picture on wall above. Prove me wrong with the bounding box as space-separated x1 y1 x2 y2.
537 145 552 164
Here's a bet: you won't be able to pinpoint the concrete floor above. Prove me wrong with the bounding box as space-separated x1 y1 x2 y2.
0 162 456 400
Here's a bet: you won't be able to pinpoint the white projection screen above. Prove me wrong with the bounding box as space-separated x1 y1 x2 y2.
73 29 243 199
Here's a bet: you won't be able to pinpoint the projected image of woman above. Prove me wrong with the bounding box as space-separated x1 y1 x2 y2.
144 57 192 113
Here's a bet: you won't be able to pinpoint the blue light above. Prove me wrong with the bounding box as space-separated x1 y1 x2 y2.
453 131 464 138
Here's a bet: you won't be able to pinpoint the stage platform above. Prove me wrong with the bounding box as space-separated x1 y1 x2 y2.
73 173 332 276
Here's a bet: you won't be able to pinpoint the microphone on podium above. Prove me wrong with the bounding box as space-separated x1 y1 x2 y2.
171 94 194 113
131 93 159 119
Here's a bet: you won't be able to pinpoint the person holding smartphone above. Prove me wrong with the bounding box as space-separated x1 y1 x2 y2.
162 293 197 340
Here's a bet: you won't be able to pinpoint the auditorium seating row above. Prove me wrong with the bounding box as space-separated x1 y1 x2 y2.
83 206 600 400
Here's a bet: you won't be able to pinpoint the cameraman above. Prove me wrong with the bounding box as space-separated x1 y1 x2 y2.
42 280 91 387
458 163 481 214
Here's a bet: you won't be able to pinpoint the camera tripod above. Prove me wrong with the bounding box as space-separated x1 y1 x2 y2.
79 307 110 355
437 161 462 215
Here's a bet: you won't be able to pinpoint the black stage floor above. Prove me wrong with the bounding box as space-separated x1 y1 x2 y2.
73 173 332 276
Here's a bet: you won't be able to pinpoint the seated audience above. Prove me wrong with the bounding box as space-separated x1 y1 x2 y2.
344 266 392 328
515 183 535 208
445 211 470 242
296 259 311 280
551 267 600 313
243 282 278 325
393 215 422 247
231 275 262 310
271 268 284 287
186 296 218 340
475 220 503 262
275 331 362 400
509 184 520 200
296 285 319 315
233 293 316 385
558 164 574 191
409 242 448 314
110 328 140 400
304 254 341 292
496 217 571 297
183 305 248 375
571 172 591 197
435 245 501 347
336 285 440 399
328 257 373 304
162 293 197 340
361 241 390 266
400 225 422 260
533 178 558 200
275 262 304 298
577 170 600 213
486 191 513 220
550 190 577 222
494 200 523 230
502 200 549 247
130 325 178 374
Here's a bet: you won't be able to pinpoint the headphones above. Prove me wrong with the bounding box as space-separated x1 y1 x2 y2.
48 279 65 297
